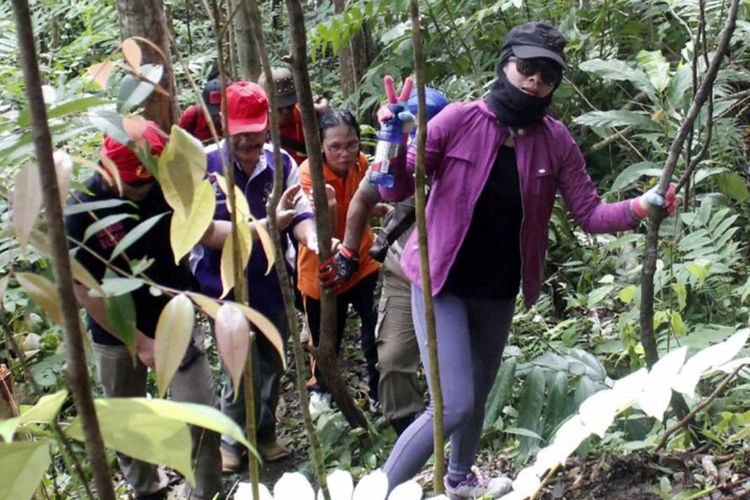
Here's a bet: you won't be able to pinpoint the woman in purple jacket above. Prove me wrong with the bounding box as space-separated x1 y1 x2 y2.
377 22 677 497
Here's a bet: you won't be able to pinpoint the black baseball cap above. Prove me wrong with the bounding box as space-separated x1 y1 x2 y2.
202 79 223 117
258 67 298 109
502 22 566 69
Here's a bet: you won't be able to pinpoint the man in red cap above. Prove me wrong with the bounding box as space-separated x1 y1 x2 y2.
65 120 222 500
191 81 318 470
178 78 224 143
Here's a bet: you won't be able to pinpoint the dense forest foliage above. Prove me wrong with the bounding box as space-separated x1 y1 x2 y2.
1 0 749 498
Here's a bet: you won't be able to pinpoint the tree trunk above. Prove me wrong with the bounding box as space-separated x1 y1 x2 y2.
11 1 116 498
285 0 368 430
234 0 261 81
332 0 371 104
115 0 179 131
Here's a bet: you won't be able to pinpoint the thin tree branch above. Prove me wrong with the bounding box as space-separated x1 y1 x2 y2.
10 0 116 498
410 0 444 493
653 365 745 453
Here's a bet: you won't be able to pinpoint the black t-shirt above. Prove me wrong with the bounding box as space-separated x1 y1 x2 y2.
444 145 522 299
65 175 198 345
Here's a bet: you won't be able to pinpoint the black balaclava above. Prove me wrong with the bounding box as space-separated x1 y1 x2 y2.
486 47 555 129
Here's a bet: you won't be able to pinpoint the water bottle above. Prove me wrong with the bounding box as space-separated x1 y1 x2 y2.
369 118 404 188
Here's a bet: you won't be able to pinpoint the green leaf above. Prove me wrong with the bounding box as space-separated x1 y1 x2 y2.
12 162 43 249
88 109 129 145
637 50 671 93
686 260 712 282
619 285 637 304
505 427 544 440
154 294 195 398
611 161 663 191
667 64 692 111
19 389 68 426
716 172 749 202
110 212 168 260
543 371 570 437
215 303 250 403
63 198 135 216
66 399 195 485
516 366 546 456
573 110 658 130
83 213 138 242
66 397 254 485
483 357 516 430
117 64 163 112
0 441 51 500
672 284 687 311
18 96 109 127
578 58 655 97
106 292 137 352
0 417 19 442
158 125 208 218
98 277 144 297
588 285 614 307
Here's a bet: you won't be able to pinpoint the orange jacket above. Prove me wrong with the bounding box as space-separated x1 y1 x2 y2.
297 153 379 299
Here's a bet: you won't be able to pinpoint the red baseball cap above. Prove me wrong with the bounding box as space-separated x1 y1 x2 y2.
224 81 269 136
100 120 166 182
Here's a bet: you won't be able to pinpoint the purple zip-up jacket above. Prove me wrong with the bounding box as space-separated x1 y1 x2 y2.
379 100 639 307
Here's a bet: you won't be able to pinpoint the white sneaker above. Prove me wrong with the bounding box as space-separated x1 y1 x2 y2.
368 399 381 414
308 391 331 417
444 469 513 499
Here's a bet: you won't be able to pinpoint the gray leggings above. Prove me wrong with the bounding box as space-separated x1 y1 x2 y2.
382 285 514 489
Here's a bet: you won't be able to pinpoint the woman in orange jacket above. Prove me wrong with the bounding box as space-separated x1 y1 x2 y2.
297 108 380 411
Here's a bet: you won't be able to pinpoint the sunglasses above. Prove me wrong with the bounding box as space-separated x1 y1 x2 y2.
510 57 563 87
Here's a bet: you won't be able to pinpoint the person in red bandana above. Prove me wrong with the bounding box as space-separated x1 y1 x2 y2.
64 121 222 500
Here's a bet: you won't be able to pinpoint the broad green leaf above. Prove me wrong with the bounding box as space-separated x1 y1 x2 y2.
66 399 195 485
0 417 19 442
170 180 216 263
578 58 655 97
16 273 62 324
543 371 570 436
17 97 109 127
716 172 749 202
505 427 544 440
619 285 637 304
573 110 657 130
516 366 546 455
110 212 168 260
236 303 286 369
117 64 163 112
215 303 250 401
154 294 195 398
637 50 670 93
83 213 137 242
98 277 144 297
671 311 687 336
28 230 105 297
105 292 137 352
667 64 692 111
672 284 687 311
19 389 68 425
159 125 207 217
89 109 129 145
686 259 712 282
67 397 253 474
63 198 134 216
483 357 516 430
588 285 613 307
219 223 252 299
0 441 51 500
611 161 663 191
12 162 42 249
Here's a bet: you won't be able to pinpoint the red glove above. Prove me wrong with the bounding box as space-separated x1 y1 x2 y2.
631 183 678 219
319 245 360 288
